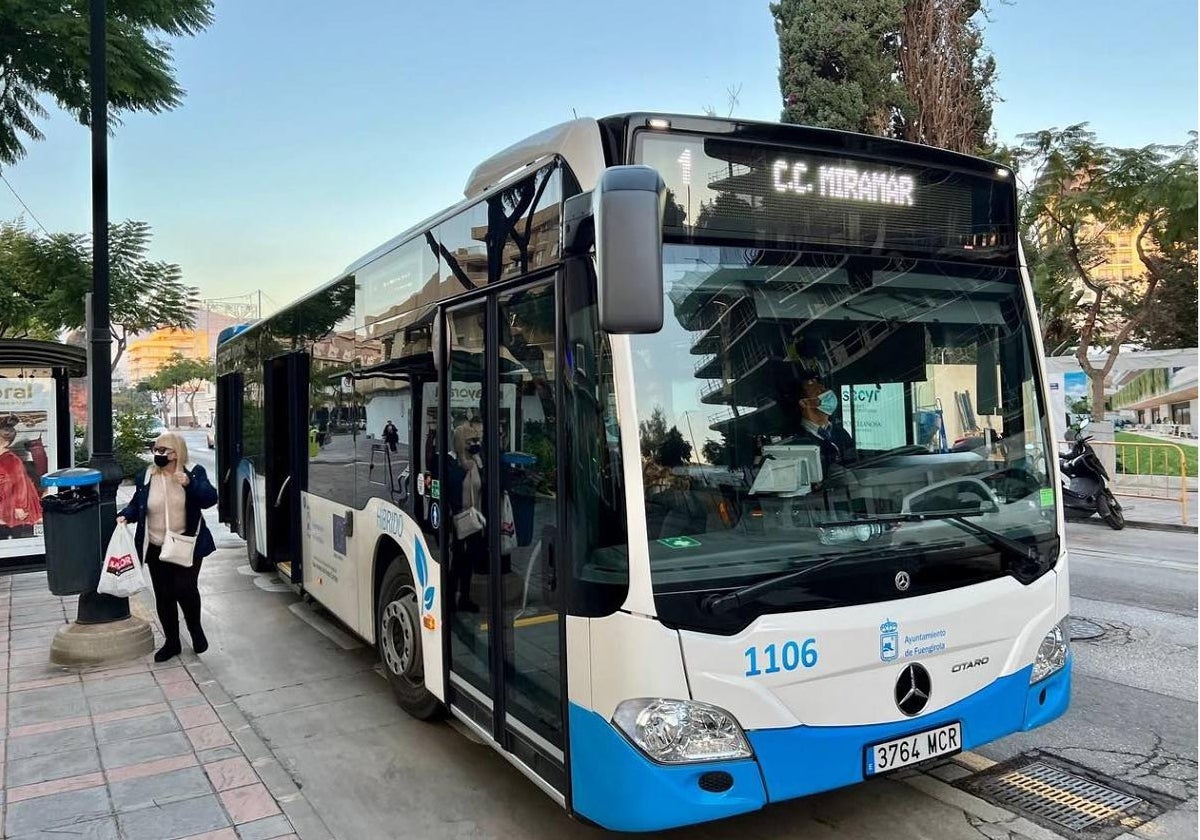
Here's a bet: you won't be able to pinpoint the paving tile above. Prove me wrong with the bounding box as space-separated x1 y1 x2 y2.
5 785 112 836
164 680 203 701
82 672 158 698
7 725 96 760
171 694 210 710
91 701 171 725
98 730 191 770
104 753 198 784
177 704 221 729
117 793 230 840
155 666 193 685
186 723 234 751
9 713 92 738
8 682 85 709
182 829 238 840
7 745 101 788
110 766 213 813
5 815 120 839
197 746 244 765
203 756 258 792
233 814 295 840
9 674 79 692
8 696 90 728
81 663 150 681
7 770 106 803
219 783 280 824
94 711 181 744
86 684 166 716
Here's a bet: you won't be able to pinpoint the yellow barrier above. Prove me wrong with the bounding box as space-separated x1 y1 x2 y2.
1070 439 1191 526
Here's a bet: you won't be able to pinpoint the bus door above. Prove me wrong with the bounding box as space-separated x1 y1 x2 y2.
263 351 309 584
214 372 243 528
443 280 564 792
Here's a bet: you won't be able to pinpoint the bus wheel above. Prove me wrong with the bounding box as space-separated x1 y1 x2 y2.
377 561 442 720
245 500 272 573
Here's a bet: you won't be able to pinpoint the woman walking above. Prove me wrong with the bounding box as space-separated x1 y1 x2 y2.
117 432 218 662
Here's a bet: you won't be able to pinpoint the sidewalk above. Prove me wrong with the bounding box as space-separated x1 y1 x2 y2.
0 570 326 839
1111 490 1198 531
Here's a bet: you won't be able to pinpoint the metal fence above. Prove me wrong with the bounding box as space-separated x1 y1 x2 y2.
1085 439 1191 525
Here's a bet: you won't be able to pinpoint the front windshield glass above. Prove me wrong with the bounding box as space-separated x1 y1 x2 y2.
631 243 1058 632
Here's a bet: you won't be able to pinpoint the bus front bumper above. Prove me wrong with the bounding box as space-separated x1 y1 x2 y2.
569 658 1071 832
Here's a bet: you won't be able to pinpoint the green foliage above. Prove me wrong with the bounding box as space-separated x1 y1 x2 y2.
771 0 997 152
1015 126 1198 416
108 220 198 370
639 406 669 458
0 221 90 338
701 438 727 466
0 0 214 166
112 409 156 479
658 427 693 468
773 0 903 134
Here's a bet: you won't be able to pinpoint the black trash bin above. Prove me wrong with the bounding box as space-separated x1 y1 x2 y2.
41 468 103 596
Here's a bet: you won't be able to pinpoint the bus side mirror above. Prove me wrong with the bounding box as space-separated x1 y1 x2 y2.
592 166 666 334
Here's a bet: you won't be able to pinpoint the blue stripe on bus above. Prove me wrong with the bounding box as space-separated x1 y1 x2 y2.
569 658 1071 831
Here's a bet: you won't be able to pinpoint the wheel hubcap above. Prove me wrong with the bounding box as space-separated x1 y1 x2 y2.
381 588 420 683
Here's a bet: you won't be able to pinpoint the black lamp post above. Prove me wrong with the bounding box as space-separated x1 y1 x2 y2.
82 0 129 624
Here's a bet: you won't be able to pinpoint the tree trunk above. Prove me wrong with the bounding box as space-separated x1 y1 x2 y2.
1089 369 1107 421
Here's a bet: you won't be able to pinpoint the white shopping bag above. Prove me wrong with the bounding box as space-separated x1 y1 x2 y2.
97 525 148 598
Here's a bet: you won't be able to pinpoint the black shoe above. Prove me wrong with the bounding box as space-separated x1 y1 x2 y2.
154 640 182 663
189 626 209 655
457 597 481 613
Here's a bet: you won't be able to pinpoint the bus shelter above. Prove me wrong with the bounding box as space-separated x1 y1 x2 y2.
0 340 87 569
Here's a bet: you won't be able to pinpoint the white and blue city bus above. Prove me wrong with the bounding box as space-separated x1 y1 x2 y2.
214 114 1070 832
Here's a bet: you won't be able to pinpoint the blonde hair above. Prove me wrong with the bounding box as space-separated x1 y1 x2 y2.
151 432 190 474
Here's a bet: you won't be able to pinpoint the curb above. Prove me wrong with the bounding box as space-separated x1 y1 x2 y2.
1123 519 1197 534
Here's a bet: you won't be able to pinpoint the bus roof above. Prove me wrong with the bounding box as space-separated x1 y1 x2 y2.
219 113 1013 350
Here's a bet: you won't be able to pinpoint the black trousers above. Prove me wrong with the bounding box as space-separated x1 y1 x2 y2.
145 543 204 644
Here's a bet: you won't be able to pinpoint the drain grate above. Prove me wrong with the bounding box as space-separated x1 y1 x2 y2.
955 753 1178 839
973 761 1141 831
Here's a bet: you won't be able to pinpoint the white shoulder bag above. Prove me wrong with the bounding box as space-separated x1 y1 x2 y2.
158 473 197 567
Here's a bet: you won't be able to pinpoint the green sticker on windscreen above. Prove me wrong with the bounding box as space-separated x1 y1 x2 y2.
1039 488 1055 508
659 536 701 549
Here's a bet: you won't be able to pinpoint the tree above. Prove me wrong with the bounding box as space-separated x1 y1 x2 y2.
154 353 213 426
0 1 214 166
639 406 669 458
658 427 693 468
771 0 998 153
108 220 198 371
1016 125 1198 419
701 438 727 466
0 222 89 338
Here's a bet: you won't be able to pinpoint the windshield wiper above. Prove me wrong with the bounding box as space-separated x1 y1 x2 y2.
826 511 1042 577
701 546 919 615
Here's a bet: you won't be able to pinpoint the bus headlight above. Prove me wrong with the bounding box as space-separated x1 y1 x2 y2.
612 698 753 764
1031 620 1070 683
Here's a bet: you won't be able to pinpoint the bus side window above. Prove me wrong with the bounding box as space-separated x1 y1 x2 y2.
562 260 629 617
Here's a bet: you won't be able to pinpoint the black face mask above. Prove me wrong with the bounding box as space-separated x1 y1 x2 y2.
153 454 171 468
467 443 482 456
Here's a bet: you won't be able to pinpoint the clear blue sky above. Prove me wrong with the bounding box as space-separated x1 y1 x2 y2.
2 0 1195 311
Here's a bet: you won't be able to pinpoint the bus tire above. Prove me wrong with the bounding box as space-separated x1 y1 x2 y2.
377 561 442 720
244 498 272 573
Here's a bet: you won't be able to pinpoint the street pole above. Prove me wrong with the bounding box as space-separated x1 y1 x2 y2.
80 0 129 624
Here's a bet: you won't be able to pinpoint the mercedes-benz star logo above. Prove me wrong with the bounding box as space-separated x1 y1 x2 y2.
895 663 932 716
894 571 911 592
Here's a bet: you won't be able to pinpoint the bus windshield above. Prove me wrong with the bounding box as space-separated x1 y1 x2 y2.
629 243 1059 633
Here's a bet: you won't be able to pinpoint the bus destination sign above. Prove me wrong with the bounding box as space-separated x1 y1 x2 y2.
771 158 916 207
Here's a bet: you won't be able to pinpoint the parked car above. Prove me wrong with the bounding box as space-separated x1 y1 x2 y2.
144 419 168 447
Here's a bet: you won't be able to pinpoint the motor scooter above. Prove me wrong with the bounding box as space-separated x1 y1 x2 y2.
1060 421 1125 530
